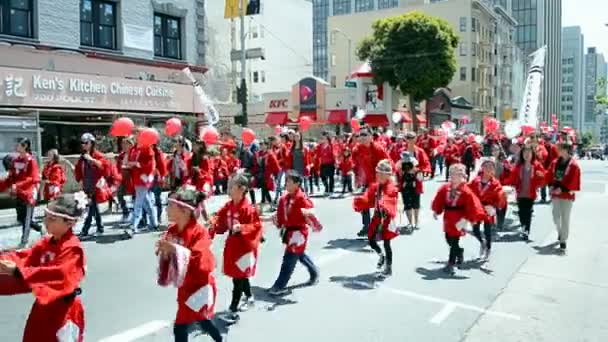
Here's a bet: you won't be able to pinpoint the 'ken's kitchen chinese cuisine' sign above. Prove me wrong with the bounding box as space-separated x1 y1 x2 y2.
0 66 197 113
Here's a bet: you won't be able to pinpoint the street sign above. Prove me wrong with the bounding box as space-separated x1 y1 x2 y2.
345 81 356 88
230 48 265 61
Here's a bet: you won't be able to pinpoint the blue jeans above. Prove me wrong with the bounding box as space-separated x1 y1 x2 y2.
152 182 163 222
132 186 158 230
272 251 319 290
273 170 285 204
82 197 103 235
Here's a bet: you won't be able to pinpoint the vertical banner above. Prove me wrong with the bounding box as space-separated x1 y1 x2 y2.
518 46 547 128
224 0 246 19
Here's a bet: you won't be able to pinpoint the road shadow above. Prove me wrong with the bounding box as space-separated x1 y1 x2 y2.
249 286 298 312
78 233 132 244
415 266 469 280
324 238 372 253
533 242 562 256
457 259 494 275
398 226 415 236
495 232 524 243
329 272 384 290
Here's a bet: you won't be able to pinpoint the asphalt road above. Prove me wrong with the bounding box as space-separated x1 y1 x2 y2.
0 160 607 342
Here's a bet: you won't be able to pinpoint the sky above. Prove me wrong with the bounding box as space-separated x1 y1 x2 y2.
562 0 608 56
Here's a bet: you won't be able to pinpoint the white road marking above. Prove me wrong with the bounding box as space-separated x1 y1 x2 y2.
383 287 521 321
98 320 171 342
429 303 456 325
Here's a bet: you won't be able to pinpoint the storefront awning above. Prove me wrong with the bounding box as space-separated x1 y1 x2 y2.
397 110 412 123
327 109 348 124
265 112 289 126
363 114 389 127
416 115 427 124
299 111 317 121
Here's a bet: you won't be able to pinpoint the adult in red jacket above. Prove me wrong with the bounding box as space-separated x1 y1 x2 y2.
74 133 111 237
253 140 280 208
546 142 581 252
352 129 389 237
0 138 43 247
404 131 431 175
468 159 506 260
316 133 336 194
443 139 461 181
42 149 66 201
116 138 135 220
503 145 546 241
530 135 550 203
152 144 168 224
431 163 486 275
416 129 438 177
126 143 158 236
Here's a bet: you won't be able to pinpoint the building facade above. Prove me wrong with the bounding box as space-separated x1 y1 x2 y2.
560 26 584 130
326 0 524 126
205 0 313 104
584 47 607 136
511 0 561 123
0 0 207 156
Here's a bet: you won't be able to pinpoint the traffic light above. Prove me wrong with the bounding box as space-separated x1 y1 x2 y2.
246 0 260 15
236 85 247 105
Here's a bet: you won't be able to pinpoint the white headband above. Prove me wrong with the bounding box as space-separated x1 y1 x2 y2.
45 208 77 221
168 198 196 211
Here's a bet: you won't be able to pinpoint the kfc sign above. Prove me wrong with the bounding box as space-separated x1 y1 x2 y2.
269 99 288 109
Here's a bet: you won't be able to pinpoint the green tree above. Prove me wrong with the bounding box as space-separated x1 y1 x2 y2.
580 131 594 149
357 11 459 131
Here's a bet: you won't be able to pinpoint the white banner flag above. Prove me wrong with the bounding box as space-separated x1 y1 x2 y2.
518 46 547 128
182 68 220 126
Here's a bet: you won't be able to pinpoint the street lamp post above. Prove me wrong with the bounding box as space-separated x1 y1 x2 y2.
332 29 353 80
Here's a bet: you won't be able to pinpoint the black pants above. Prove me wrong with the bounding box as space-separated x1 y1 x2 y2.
341 174 353 193
214 179 228 195
496 205 507 230
82 197 103 235
320 164 335 193
472 222 493 250
249 189 256 204
260 188 272 204
16 199 37 245
445 162 451 182
516 198 534 233
368 237 393 266
465 163 474 181
540 186 548 201
229 278 252 312
445 234 462 265
173 320 222 342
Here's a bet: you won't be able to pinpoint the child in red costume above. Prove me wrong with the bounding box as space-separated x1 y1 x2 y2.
468 159 506 261
432 164 485 275
156 187 222 342
353 159 399 276
210 174 263 324
339 148 354 194
42 149 66 201
0 192 88 342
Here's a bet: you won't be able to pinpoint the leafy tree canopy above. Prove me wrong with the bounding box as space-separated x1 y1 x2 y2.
357 11 459 101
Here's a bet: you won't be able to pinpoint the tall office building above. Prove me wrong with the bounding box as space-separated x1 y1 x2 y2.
584 47 607 135
511 0 562 122
560 26 584 130
312 0 400 81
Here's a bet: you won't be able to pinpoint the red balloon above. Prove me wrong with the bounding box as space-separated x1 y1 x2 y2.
562 126 573 133
164 118 182 137
201 126 219 145
110 117 134 137
350 118 360 132
299 116 313 132
137 127 159 147
241 128 256 145
521 124 535 135
274 126 282 134
484 118 499 132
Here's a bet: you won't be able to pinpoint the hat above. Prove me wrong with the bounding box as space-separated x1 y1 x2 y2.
45 192 88 221
400 151 419 166
480 157 496 167
81 133 96 143
169 185 207 213
375 159 393 175
405 131 416 139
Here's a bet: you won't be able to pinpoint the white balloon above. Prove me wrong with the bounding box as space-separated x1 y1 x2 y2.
392 112 402 124
504 120 522 139
355 109 366 120
474 135 484 144
386 129 394 137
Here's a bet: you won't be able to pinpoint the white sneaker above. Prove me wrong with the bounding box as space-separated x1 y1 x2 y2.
479 245 486 259
484 249 491 261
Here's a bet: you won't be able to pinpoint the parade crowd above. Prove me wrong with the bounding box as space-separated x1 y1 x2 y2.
0 119 582 342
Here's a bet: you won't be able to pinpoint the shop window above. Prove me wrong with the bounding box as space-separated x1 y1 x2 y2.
253 71 259 83
460 67 466 81
0 0 34 38
459 17 467 32
80 0 117 50
154 13 182 59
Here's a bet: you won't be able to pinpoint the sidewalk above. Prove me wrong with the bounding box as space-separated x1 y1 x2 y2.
462 191 608 342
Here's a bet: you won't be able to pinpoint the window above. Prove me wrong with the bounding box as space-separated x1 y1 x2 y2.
0 0 34 38
459 17 467 32
471 67 477 81
333 0 351 15
251 25 258 39
80 0 117 50
253 71 259 83
330 75 337 87
331 54 336 66
378 0 398 9
471 18 476 32
471 42 476 56
261 71 266 83
313 0 329 80
354 0 374 12
154 13 182 59
460 67 467 81
459 42 467 56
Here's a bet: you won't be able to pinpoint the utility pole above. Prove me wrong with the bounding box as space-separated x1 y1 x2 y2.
239 0 248 127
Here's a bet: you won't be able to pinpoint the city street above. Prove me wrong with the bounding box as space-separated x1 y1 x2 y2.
0 160 607 342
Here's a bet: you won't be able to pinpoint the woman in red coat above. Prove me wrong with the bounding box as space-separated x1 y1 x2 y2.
42 149 65 201
253 140 280 210
432 163 485 275
353 159 399 277
116 138 135 220
156 187 222 342
168 137 193 191
0 138 42 247
0 193 87 342
504 145 546 241
546 142 581 252
468 159 506 261
443 139 461 182
210 174 263 324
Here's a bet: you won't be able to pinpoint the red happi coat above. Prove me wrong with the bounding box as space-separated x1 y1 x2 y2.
417 135 438 160
117 149 135 195
504 161 546 200
224 155 240 175
443 144 461 165
278 142 293 171
42 162 65 201
0 153 40 206
388 142 406 163
468 176 507 224
352 142 389 186
353 181 399 241
535 144 549 166
408 145 432 174
339 155 354 176
212 157 229 181
131 145 156 189
396 169 424 195
168 151 193 185
546 157 581 201
303 147 313 177
191 156 214 195
431 183 486 237
74 151 110 203
211 198 263 279
0 231 85 342
163 220 217 324
253 150 280 191
276 189 314 254
153 147 168 185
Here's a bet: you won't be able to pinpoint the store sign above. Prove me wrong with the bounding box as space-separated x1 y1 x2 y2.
269 99 288 109
0 66 196 113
